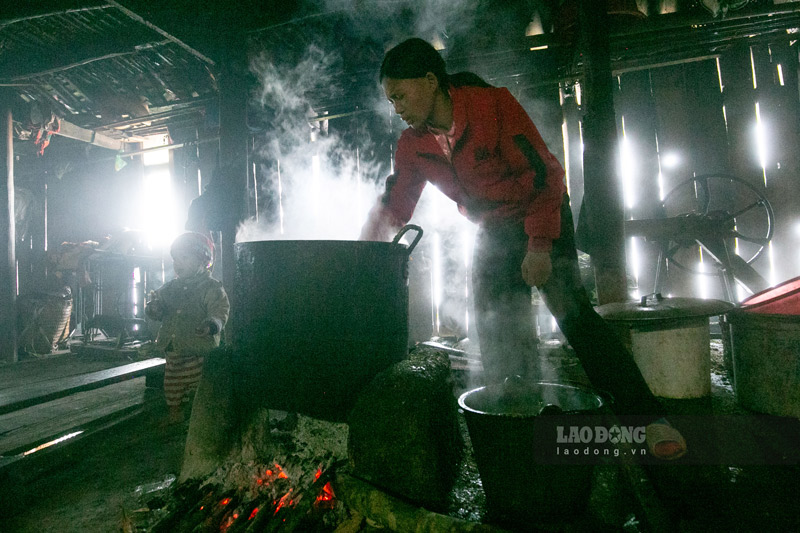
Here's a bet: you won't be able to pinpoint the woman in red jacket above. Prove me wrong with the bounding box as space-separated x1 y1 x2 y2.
360 37 686 460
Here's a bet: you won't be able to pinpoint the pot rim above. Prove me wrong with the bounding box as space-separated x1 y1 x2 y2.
597 294 733 322
235 239 407 246
457 380 607 418
740 274 800 310
235 224 424 255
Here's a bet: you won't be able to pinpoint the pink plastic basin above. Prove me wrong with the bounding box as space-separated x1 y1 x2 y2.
740 276 800 315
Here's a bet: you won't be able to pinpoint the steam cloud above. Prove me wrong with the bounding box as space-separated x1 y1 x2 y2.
320 0 481 46
236 28 477 246
237 1 559 350
238 45 383 242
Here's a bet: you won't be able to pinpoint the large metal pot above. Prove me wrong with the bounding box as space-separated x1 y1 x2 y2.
597 294 733 399
231 225 423 422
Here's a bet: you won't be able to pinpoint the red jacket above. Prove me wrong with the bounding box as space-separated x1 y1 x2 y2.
362 85 566 251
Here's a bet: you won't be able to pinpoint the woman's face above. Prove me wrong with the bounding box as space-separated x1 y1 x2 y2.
382 73 438 130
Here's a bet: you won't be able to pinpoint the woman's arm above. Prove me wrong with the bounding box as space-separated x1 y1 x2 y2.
494 87 566 252
359 138 427 241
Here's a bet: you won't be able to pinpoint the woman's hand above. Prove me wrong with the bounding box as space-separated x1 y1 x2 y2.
521 250 552 287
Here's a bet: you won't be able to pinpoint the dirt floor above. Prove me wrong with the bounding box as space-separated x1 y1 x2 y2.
1 341 799 532
0 395 188 533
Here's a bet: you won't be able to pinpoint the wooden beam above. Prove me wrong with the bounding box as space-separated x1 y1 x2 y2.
216 48 249 339
105 0 215 66
55 119 122 151
115 136 218 158
0 5 111 29
0 358 165 415
612 54 720 75
578 0 628 304
4 41 170 82
0 95 17 363
0 378 150 457
95 99 211 130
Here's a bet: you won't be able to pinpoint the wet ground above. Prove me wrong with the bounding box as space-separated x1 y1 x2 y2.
1 340 799 532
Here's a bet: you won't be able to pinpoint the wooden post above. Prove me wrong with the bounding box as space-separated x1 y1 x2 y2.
0 94 17 363
614 70 662 294
216 47 249 339
577 0 628 304
560 84 584 226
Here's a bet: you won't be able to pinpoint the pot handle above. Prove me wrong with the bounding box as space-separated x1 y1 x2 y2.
640 292 665 307
391 224 424 255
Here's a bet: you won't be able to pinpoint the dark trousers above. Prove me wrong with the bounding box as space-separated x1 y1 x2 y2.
472 194 663 417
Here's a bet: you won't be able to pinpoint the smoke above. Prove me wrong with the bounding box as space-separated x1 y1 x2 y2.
320 0 481 45
238 45 382 242
238 1 563 362
238 35 477 246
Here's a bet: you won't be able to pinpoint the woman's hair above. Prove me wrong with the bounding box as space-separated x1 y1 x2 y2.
379 37 491 88
449 71 492 88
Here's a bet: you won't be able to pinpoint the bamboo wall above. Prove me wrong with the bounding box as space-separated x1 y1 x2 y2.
574 39 800 300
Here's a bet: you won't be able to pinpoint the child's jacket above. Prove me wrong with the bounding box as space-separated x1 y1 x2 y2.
148 269 229 358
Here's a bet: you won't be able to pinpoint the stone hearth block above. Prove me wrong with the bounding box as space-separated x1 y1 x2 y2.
348 346 463 509
181 346 241 482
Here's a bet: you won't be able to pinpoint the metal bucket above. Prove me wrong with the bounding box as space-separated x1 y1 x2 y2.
232 225 423 422
728 309 800 418
458 381 606 527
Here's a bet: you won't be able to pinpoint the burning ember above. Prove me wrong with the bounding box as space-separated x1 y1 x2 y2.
147 460 345 532
315 482 336 510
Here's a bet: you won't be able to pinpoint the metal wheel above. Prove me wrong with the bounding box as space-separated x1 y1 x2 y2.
659 173 774 275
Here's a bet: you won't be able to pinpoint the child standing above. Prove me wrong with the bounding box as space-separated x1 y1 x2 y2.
146 232 230 424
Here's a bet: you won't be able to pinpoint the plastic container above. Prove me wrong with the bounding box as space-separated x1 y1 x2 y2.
728 309 800 417
597 294 733 399
740 276 800 315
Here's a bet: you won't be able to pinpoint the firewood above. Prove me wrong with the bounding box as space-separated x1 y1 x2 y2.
174 487 224 533
241 499 274 532
224 494 271 533
119 505 134 533
149 480 209 533
335 473 512 533
152 440 347 532
242 480 294 533
191 491 239 533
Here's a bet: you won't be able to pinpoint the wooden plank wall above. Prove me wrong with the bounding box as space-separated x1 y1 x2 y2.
597 39 800 300
744 40 800 286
